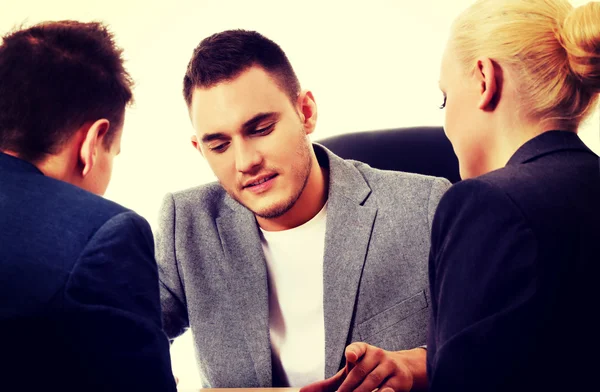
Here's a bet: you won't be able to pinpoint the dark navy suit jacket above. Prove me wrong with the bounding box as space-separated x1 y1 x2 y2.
0 152 176 391
427 131 600 391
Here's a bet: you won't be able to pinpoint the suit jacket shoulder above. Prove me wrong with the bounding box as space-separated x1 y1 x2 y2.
346 158 452 229
170 182 232 218
0 153 176 392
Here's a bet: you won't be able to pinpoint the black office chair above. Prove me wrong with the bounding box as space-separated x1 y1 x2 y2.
317 126 461 184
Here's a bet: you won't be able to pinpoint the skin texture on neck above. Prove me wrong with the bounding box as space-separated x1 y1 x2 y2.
2 138 81 183
2 119 121 196
480 121 545 174
38 140 84 184
477 107 573 175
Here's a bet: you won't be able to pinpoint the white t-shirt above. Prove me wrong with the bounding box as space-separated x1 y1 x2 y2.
260 204 327 387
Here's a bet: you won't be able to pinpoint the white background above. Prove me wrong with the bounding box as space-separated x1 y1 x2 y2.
2 1 598 390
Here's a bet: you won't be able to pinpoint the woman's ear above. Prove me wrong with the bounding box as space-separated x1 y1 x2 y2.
475 57 499 111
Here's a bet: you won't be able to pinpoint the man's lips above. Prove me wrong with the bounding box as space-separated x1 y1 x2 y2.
242 173 278 189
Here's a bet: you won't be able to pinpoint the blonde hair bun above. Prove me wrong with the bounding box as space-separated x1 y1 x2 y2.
560 2 600 91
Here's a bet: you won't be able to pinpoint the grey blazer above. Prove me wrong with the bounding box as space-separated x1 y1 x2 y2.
156 144 450 388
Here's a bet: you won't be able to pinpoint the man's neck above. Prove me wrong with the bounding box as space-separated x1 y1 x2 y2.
1 150 22 159
3 148 80 185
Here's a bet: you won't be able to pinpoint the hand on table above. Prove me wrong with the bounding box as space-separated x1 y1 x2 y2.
300 343 427 392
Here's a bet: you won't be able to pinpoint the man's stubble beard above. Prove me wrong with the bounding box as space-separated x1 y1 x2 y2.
228 132 313 220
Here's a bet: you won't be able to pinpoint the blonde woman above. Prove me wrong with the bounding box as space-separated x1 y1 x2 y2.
428 1 600 391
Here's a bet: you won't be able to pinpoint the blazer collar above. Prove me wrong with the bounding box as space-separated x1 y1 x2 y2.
507 130 596 166
313 143 378 377
314 143 372 206
0 152 44 175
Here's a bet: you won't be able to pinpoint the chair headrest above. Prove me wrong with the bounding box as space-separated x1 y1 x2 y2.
316 126 461 183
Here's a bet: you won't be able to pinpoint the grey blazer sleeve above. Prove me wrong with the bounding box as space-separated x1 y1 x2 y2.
419 177 451 351
428 178 452 232
155 193 190 339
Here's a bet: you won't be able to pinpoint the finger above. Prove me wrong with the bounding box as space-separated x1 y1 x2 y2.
345 341 369 364
380 381 411 392
299 367 346 392
379 369 414 392
350 361 396 392
338 346 385 392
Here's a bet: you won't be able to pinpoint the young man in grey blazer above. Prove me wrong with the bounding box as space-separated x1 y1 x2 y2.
156 29 450 392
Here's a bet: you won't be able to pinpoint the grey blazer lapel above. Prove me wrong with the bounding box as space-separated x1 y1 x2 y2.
318 145 378 378
216 197 272 387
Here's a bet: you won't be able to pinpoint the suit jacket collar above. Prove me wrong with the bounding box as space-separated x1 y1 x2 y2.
313 143 372 205
507 130 596 166
0 152 43 175
216 143 378 382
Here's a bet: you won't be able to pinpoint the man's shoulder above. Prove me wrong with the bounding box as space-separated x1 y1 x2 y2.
54 177 131 223
349 159 451 198
171 182 226 204
167 182 231 218
12 171 130 227
0 172 145 296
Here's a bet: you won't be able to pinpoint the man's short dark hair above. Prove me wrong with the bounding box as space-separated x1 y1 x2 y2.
0 20 133 162
183 29 300 107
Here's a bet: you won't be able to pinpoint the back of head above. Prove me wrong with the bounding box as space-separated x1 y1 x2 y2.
451 0 600 128
183 29 300 106
0 20 133 163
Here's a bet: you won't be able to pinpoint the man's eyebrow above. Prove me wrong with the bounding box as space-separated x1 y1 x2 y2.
201 132 228 143
241 112 279 130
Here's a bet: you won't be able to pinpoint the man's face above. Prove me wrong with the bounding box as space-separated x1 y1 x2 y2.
190 66 314 219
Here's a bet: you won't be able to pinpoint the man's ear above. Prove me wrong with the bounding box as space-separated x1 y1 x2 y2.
79 119 110 176
475 57 499 111
191 134 204 157
296 90 318 135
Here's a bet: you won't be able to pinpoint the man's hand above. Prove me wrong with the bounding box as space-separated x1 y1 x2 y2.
300 343 428 392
